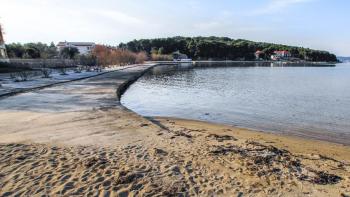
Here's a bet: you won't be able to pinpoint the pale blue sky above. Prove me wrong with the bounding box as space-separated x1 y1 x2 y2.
0 0 349 55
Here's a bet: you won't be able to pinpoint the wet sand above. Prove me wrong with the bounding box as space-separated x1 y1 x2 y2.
0 64 349 196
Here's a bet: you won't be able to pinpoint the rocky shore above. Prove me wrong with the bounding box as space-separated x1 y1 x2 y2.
0 64 349 196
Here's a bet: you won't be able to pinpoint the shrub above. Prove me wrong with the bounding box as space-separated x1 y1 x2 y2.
74 66 84 73
135 52 148 63
41 68 52 78
58 67 68 75
79 55 97 67
92 45 148 67
12 71 31 82
150 53 173 61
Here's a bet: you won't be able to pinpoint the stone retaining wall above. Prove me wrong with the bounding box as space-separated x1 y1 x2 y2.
9 58 76 69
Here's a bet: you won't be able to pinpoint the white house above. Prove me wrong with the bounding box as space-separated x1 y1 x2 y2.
271 50 291 61
57 41 96 55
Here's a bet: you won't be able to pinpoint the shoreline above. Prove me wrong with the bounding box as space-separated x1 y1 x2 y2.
148 60 338 66
152 115 350 147
151 116 350 160
122 63 348 146
150 115 350 146
0 63 349 196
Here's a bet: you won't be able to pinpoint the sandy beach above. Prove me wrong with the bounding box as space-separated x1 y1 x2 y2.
0 64 349 196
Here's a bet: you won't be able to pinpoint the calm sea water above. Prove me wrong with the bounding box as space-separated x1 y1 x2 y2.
121 62 350 144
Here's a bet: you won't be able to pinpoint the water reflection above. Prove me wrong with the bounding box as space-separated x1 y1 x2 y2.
121 62 350 145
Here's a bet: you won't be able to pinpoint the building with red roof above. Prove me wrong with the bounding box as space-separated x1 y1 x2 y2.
271 50 291 60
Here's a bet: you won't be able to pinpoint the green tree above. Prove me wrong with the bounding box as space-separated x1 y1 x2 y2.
5 42 59 59
24 46 41 58
158 47 165 55
79 54 97 67
5 43 25 58
60 47 79 59
46 42 58 58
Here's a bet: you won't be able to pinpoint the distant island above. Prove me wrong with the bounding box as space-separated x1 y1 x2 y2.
119 36 338 62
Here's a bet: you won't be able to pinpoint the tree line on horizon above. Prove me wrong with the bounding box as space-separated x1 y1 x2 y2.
118 36 338 62
4 37 338 63
5 42 58 59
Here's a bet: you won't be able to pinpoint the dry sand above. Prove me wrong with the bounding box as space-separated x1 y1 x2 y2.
0 64 349 196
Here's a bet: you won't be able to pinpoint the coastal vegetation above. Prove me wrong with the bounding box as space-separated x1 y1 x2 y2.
92 45 147 66
3 43 147 67
118 36 338 62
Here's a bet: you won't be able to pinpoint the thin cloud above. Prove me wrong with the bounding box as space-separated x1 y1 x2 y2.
251 0 314 15
89 9 145 25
